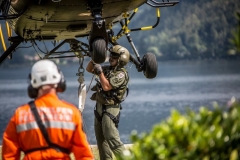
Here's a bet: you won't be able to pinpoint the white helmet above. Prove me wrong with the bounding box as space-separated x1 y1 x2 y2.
30 60 61 88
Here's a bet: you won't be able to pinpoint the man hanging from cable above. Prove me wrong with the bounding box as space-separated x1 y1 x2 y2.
86 45 130 160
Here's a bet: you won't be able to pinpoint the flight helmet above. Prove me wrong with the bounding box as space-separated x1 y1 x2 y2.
109 45 130 66
28 59 66 98
30 59 63 88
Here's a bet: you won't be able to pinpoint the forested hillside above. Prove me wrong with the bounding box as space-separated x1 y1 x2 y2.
0 0 239 65
117 0 240 60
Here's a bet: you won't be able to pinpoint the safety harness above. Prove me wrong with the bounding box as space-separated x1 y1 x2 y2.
94 67 128 128
95 79 129 104
94 104 122 128
24 101 70 155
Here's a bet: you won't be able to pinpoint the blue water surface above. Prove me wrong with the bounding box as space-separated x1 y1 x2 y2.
0 59 240 145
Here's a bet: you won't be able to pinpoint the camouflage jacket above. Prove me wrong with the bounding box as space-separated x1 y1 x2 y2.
90 65 129 105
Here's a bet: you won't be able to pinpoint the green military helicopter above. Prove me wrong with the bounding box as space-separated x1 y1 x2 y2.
0 0 178 79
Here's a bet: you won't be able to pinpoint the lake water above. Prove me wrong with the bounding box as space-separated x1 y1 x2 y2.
1 59 240 145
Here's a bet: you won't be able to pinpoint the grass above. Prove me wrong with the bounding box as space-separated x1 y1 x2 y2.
0 144 132 160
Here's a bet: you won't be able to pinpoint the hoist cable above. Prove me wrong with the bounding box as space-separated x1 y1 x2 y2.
87 75 95 94
76 57 94 152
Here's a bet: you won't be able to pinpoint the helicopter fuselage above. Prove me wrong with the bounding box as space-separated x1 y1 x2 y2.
7 0 146 40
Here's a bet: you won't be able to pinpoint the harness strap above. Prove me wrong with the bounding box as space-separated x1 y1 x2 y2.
103 111 120 128
94 109 102 123
25 101 70 155
94 105 121 128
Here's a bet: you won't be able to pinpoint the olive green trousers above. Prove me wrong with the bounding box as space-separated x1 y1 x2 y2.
94 103 125 160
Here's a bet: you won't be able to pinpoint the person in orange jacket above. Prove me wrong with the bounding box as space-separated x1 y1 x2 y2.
2 59 94 160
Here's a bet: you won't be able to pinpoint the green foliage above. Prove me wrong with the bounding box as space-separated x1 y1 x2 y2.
117 103 240 160
229 12 240 54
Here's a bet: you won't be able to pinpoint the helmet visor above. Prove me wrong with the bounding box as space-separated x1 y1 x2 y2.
110 52 120 59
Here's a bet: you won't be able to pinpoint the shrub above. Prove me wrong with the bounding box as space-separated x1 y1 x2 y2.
117 103 240 160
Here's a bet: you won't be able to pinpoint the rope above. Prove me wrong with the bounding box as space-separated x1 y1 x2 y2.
126 62 133 87
87 75 95 94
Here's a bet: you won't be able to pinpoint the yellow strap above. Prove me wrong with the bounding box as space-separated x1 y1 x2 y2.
141 26 153 30
156 8 160 18
140 9 160 31
0 24 7 51
6 22 11 38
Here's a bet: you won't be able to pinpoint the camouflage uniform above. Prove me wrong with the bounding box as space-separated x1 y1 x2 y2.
90 65 129 160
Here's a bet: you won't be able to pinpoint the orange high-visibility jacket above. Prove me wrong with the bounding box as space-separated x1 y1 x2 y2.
2 93 94 160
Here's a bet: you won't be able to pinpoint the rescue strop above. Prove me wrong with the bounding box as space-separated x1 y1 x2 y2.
24 101 70 155
78 83 86 112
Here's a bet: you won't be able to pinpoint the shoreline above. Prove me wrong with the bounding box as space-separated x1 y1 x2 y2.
0 144 133 160
0 144 133 149
1 58 240 69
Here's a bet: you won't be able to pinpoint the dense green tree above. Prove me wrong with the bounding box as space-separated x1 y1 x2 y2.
229 12 240 54
117 0 239 60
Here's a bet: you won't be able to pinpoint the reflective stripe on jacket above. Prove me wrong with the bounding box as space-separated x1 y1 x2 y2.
2 93 94 160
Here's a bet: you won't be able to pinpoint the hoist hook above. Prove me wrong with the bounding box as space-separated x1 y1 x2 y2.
77 57 86 112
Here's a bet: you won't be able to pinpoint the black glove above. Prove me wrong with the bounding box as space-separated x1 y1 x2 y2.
94 64 103 75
